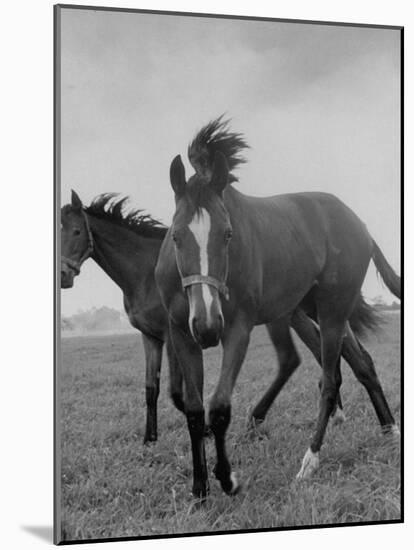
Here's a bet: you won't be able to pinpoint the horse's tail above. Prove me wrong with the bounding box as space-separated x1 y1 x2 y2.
372 240 401 300
349 294 382 338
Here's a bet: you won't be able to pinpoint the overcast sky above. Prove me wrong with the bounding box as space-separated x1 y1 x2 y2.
60 8 401 316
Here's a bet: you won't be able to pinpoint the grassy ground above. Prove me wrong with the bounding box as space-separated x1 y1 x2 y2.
59 313 401 541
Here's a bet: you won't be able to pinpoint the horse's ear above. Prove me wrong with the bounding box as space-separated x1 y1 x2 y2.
71 190 83 211
170 155 186 197
210 151 228 196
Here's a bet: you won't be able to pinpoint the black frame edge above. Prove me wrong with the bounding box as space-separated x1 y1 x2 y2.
55 3 403 31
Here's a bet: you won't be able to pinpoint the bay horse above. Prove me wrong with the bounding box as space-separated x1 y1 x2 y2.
155 118 400 498
61 190 378 446
61 191 184 443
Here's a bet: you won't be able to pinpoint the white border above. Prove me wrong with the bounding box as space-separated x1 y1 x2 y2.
1 1 410 548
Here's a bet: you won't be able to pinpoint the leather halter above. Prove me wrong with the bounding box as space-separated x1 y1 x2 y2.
61 210 94 275
181 274 230 301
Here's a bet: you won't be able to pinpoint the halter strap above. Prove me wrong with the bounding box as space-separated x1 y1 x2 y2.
61 210 94 274
181 274 230 301
61 255 81 275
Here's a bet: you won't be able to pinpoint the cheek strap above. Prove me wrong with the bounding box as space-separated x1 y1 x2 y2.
181 274 230 301
61 210 94 275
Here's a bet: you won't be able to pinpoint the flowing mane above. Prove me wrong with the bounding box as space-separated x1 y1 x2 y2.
187 116 249 183
85 193 167 239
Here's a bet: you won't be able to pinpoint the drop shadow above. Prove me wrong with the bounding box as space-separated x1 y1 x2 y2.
21 525 53 543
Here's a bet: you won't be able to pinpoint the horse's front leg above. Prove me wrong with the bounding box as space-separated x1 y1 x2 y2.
209 317 252 495
169 321 209 500
142 333 163 444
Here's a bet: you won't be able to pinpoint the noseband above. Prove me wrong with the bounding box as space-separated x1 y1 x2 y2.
61 210 94 275
181 274 229 301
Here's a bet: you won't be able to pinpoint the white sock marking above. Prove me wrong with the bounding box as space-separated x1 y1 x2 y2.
230 471 239 494
296 448 320 479
389 425 400 438
188 208 214 326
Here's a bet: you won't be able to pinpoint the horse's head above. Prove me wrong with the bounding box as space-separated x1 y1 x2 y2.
169 151 232 349
61 190 93 288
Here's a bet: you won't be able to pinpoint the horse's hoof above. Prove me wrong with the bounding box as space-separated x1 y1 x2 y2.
214 466 241 495
220 472 241 495
227 471 241 495
296 448 320 479
143 434 157 445
247 416 268 438
384 424 400 441
192 481 210 502
331 408 346 426
248 415 265 429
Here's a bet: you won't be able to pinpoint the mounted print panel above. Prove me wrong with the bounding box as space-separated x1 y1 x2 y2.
55 4 402 545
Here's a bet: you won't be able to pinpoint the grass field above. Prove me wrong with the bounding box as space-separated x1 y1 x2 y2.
59 313 401 542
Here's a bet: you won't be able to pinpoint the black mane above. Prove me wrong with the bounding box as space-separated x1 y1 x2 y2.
188 116 249 183
85 193 167 239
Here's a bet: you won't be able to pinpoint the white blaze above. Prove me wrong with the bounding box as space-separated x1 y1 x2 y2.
188 208 214 326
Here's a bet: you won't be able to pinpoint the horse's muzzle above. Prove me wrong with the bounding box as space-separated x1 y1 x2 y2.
192 314 223 349
61 269 74 289
186 282 225 348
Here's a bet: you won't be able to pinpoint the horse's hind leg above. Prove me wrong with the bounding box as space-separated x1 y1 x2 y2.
296 304 347 479
292 309 345 423
250 312 345 427
318 359 345 423
341 323 398 433
250 319 300 426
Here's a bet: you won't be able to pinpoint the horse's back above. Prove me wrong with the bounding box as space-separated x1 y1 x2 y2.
275 192 373 293
234 189 372 258
225 188 373 322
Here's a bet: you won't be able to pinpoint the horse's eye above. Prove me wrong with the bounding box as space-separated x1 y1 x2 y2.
225 228 233 241
73 228 81 236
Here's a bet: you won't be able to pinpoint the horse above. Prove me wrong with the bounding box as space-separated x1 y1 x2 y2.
61 190 379 447
154 117 400 499
61 191 184 443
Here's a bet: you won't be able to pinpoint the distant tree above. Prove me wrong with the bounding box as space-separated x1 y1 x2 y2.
61 317 74 331
63 306 129 332
371 296 400 312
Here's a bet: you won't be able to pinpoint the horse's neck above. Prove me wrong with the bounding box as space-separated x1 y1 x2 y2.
224 184 246 205
88 215 161 298
224 185 252 221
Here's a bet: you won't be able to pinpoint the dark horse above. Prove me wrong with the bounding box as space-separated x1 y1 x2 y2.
61 190 378 445
155 118 400 498
61 191 184 443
